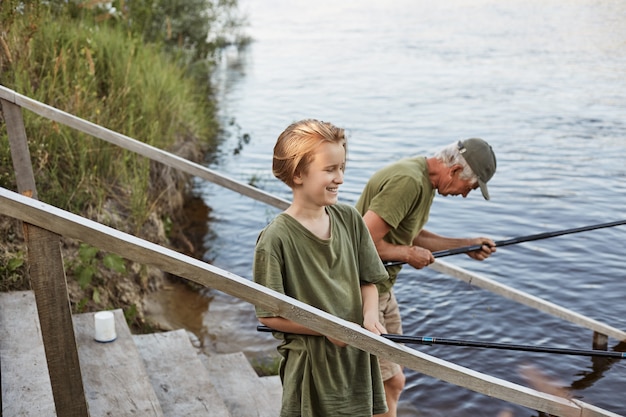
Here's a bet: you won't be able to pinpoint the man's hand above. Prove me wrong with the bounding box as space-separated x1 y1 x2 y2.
406 245 435 269
466 237 496 260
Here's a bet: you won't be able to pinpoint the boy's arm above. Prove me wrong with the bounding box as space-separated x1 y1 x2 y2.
360 283 386 335
258 316 348 347
259 316 319 335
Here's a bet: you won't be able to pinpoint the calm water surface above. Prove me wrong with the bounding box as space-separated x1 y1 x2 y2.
174 1 626 415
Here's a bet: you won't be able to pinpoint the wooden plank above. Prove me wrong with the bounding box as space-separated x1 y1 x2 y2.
0 291 56 416
73 309 163 417
4 87 620 344
133 330 230 417
0 84 623 417
201 352 279 417
0 99 37 199
574 398 626 417
258 376 281 411
429 261 626 342
3 85 622 344
2 93 89 416
25 224 89 417
0 85 289 211
2 188 618 417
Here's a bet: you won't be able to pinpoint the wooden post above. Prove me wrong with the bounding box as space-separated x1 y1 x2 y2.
593 331 609 351
2 98 37 199
1 98 90 416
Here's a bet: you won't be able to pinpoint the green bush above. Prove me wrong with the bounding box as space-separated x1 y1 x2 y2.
0 0 247 317
0 0 247 227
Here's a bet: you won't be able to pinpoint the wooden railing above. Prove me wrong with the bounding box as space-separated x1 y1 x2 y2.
1 85 624 417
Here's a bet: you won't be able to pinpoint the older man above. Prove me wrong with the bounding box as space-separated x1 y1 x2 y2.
355 138 498 417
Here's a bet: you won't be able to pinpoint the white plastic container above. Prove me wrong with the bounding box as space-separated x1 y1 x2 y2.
94 311 117 342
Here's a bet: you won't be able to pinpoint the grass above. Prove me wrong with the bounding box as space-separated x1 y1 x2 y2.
250 355 282 377
1 6 218 229
0 0 246 320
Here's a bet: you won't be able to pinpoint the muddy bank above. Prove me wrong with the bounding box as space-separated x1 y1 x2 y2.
143 274 280 361
143 194 280 360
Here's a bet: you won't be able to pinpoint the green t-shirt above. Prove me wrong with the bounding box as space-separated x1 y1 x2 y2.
355 156 435 293
253 203 388 417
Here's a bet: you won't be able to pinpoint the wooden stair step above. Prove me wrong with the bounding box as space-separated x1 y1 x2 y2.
0 291 56 416
258 375 282 410
1 290 281 417
73 309 164 417
134 329 231 417
201 351 281 417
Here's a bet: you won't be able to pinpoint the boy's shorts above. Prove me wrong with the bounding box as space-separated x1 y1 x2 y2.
378 289 403 381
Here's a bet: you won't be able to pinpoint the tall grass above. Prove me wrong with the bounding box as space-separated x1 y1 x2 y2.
0 2 221 231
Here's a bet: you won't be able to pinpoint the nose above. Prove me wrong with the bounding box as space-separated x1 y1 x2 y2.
335 170 344 184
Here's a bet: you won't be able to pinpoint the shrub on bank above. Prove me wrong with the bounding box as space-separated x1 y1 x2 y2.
0 0 247 328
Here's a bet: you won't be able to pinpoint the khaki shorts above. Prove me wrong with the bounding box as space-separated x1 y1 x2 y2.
378 289 403 381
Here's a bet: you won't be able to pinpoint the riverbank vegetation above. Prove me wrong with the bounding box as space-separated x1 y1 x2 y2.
0 0 248 329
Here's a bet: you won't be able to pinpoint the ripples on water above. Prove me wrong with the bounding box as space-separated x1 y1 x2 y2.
181 0 626 415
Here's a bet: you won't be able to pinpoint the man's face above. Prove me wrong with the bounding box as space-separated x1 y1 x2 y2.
438 165 479 198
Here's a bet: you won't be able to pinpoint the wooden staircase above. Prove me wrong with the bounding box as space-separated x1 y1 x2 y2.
0 291 282 417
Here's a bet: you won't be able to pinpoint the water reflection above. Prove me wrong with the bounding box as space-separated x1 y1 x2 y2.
569 341 626 392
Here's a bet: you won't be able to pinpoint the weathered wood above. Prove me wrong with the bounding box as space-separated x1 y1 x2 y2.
0 291 56 416
73 310 163 417
0 84 623 416
429 260 626 342
7 87 617 346
0 85 289 211
593 332 609 350
2 93 89 416
26 225 89 417
258 376 282 412
201 352 279 417
1 99 37 199
133 330 230 417
2 188 621 417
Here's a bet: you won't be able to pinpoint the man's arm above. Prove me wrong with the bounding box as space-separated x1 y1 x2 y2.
362 210 434 268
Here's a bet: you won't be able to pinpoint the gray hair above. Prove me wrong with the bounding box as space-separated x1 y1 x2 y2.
434 142 478 183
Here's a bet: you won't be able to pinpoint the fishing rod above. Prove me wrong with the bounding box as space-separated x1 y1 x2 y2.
257 325 626 359
384 218 626 267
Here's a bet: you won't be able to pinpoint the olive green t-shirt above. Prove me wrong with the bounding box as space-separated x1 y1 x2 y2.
355 156 435 293
253 203 388 417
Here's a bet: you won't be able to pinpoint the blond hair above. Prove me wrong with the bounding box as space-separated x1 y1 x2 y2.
273 119 346 188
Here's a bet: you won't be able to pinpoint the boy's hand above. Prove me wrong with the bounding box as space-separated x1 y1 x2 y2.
363 313 386 336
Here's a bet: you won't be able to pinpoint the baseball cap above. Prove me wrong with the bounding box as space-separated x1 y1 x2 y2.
457 138 497 200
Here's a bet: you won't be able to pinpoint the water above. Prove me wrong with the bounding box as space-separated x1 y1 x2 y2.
179 1 626 415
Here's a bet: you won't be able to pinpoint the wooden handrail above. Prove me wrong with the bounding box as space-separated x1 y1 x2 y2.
2 84 624 416
0 85 290 211
1 96 89 417
429 261 626 342
2 186 619 417
2 85 623 344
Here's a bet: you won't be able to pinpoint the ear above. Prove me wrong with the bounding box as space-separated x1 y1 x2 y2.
450 164 464 177
293 172 304 185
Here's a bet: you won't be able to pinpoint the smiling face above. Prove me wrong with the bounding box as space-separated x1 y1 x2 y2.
294 140 346 207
